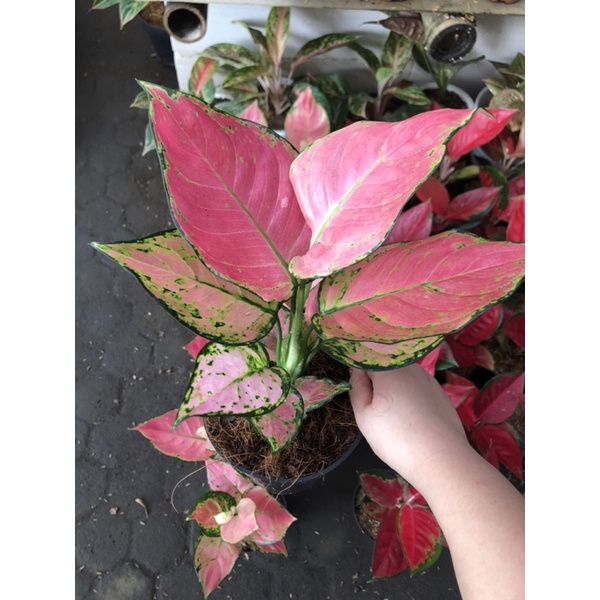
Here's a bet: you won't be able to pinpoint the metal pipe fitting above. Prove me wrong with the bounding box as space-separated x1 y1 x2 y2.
163 2 208 43
420 13 477 63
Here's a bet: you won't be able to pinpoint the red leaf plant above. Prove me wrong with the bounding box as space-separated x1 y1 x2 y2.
134 410 296 598
357 469 443 579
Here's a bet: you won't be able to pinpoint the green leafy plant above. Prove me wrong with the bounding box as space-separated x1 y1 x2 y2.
90 0 151 29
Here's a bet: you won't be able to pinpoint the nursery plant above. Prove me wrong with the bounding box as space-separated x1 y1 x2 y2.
91 0 151 28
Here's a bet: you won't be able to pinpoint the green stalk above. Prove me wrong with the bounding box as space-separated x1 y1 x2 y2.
282 281 311 380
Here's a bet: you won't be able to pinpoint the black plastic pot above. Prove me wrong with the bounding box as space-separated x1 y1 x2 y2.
139 17 174 67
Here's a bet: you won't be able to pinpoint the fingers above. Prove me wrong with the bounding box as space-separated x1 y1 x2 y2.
348 368 373 412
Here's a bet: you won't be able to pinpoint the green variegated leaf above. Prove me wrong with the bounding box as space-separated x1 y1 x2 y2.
386 85 430 105
348 92 374 119
118 0 149 28
142 121 156 156
321 337 444 370
92 231 278 344
295 377 351 412
222 65 272 90
375 67 395 85
347 41 381 75
233 20 269 57
381 32 413 73
176 342 291 423
200 43 260 68
130 90 149 109
290 33 358 75
188 56 219 96
92 0 120 9
250 389 304 452
265 7 290 68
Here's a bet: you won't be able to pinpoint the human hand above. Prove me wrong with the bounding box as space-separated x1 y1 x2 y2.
349 364 468 488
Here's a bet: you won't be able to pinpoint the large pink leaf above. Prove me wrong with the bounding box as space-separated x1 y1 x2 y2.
206 458 254 498
446 108 516 161
175 342 290 423
249 389 304 451
93 231 278 344
220 497 259 545
474 372 525 424
144 84 311 301
443 187 500 222
372 507 407 579
384 201 432 244
133 409 215 461
294 376 351 412
288 109 474 279
398 504 442 573
321 336 444 369
284 87 331 151
359 472 403 508
246 486 297 545
194 535 240 598
315 231 525 344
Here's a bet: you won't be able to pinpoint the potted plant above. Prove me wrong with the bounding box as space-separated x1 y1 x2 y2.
90 0 174 66
92 83 525 595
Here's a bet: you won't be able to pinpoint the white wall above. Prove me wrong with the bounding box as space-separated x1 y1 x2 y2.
170 4 525 101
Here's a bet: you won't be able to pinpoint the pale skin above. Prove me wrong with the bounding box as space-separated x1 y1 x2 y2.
349 365 525 600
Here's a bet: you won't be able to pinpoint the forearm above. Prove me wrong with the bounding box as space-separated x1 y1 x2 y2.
396 444 525 600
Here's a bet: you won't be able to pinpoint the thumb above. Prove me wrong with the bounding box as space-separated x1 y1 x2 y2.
348 368 373 412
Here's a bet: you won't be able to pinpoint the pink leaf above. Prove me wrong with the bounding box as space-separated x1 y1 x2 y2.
206 458 254 498
175 342 290 423
249 389 304 451
474 372 525 424
443 187 500 222
93 232 278 344
446 108 517 161
188 57 218 96
506 195 525 243
194 536 240 598
321 335 444 369
398 504 442 572
133 409 215 461
284 87 331 151
144 84 311 302
447 339 496 370
372 507 407 579
246 486 297 545
472 424 523 478
384 201 433 244
255 539 288 555
441 382 478 410
294 376 351 412
288 109 474 279
415 177 449 216
359 472 404 508
452 304 503 347
315 231 525 344
220 498 259 545
185 336 209 359
502 314 525 349
239 100 268 127
417 345 443 375
266 7 289 68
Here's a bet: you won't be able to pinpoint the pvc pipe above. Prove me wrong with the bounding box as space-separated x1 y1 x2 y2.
163 2 208 43
420 12 477 63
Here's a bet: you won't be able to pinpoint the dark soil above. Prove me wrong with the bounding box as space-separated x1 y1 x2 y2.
204 353 359 481
426 88 469 109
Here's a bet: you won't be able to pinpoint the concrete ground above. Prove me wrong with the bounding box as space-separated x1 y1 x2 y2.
75 2 462 598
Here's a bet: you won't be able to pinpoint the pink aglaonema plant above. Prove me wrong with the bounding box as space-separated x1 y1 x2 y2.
357 469 443 579
133 410 296 598
92 84 525 454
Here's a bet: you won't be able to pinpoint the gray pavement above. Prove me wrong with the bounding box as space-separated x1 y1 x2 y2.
75 2 462 598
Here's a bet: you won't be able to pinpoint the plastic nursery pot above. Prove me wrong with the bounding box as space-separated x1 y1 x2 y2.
204 414 363 496
353 484 378 540
139 17 175 67
421 83 474 110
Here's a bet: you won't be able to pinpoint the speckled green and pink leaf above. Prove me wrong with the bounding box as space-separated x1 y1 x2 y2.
188 57 218 96
288 109 474 279
266 7 289 68
144 84 311 301
194 535 240 599
294 376 350 412
249 389 304 451
321 336 444 369
314 231 525 344
220 498 259 544
133 409 215 461
176 342 290 423
246 486 297 545
93 231 278 344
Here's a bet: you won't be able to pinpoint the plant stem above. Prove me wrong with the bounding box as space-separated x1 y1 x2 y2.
281 280 311 380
